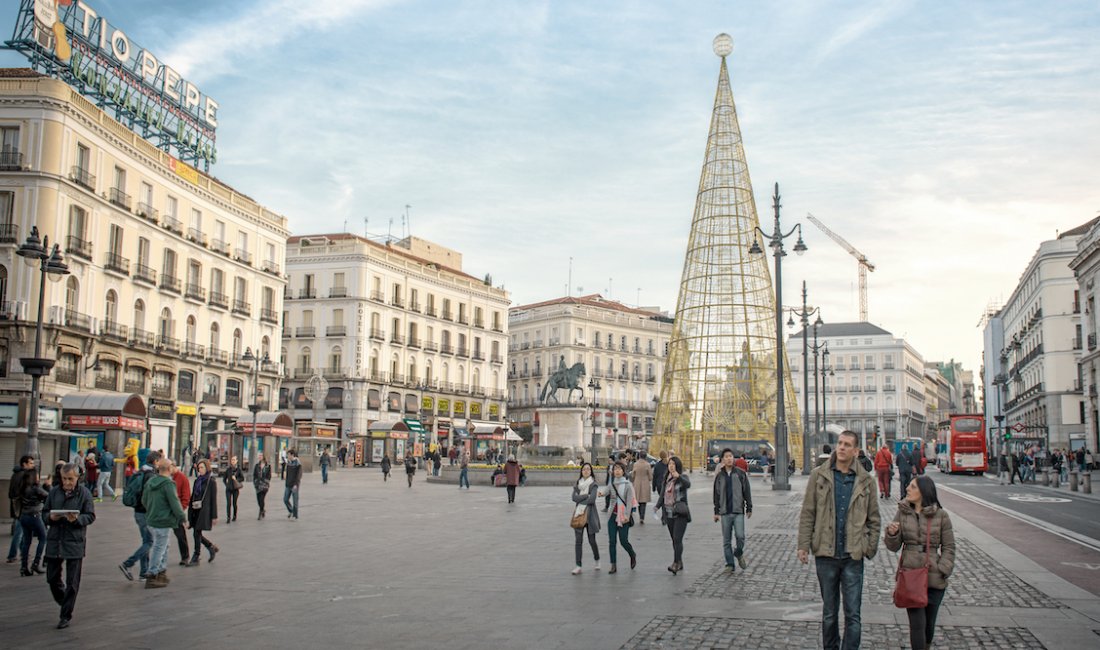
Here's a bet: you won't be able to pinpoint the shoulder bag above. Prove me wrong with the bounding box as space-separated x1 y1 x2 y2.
893 513 933 609
610 482 635 527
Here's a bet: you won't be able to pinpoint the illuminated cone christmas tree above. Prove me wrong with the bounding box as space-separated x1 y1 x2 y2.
653 34 802 469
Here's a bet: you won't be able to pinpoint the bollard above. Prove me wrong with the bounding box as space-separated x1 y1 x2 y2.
1042 468 1051 486
1052 471 1060 488
1084 473 1093 494
1070 471 1079 492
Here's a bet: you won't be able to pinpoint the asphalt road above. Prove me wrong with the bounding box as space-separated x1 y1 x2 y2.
930 471 1100 597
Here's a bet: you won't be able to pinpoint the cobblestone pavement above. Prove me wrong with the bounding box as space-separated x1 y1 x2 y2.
620 615 1047 649
683 499 1062 609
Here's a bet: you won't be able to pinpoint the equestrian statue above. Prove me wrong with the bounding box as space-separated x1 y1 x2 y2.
540 359 586 405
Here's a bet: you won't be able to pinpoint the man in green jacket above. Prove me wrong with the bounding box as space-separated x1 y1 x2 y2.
797 430 880 650
141 460 185 589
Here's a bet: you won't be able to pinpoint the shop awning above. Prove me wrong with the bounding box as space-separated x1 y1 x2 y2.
468 420 520 441
403 418 427 435
236 411 294 437
452 427 470 439
61 392 146 432
366 420 409 439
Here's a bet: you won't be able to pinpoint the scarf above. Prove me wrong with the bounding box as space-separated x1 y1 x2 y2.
664 476 676 510
193 474 208 502
575 476 594 517
612 477 634 525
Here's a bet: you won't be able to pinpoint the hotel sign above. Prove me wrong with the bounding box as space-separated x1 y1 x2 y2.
4 0 219 169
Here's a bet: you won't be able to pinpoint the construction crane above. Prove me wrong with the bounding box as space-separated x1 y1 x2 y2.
806 214 876 322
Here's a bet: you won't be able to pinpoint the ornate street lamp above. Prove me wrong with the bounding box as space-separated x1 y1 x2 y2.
241 346 270 477
748 183 806 491
820 345 833 450
808 315 827 466
788 282 821 476
587 377 601 462
17 226 69 465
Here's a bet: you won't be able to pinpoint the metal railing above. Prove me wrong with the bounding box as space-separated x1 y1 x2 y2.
137 202 158 223
66 235 92 260
130 328 155 348
261 308 278 324
105 252 130 274
232 300 251 316
0 150 23 170
185 283 206 301
209 291 229 309
0 223 17 243
71 166 95 190
187 228 207 246
162 216 183 234
109 187 131 210
134 263 156 284
326 325 347 337
159 275 181 294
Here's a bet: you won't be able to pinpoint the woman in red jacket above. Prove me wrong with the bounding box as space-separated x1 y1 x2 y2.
874 446 894 499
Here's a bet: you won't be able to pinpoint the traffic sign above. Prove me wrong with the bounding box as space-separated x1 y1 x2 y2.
1012 422 1025 433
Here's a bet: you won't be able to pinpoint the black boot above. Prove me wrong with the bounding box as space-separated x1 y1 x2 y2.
19 561 31 577
187 554 200 567
31 561 45 575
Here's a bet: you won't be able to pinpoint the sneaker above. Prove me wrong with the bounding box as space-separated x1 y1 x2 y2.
118 563 133 581
738 555 748 570
94 498 103 503
594 561 601 571
571 567 582 575
57 618 70 629
112 494 119 502
725 564 735 573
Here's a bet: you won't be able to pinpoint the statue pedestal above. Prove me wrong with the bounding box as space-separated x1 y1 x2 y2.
537 407 587 452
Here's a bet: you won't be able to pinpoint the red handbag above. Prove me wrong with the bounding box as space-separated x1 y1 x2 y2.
892 514 933 609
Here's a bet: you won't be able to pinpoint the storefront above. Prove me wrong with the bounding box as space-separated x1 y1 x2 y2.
0 399 66 471
365 419 430 462
60 392 147 480
236 412 294 471
148 398 176 458
469 420 521 460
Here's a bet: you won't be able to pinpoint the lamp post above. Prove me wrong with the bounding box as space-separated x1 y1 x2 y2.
787 282 821 476
587 377 601 462
749 183 807 491
16 226 70 465
808 317 827 465
820 345 833 445
241 346 270 478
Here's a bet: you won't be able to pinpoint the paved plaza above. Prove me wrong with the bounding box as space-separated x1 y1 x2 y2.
1 468 1098 648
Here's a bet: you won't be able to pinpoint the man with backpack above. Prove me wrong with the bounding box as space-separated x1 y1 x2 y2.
118 450 161 581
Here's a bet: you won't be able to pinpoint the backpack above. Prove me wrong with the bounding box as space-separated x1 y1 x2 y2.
122 471 148 508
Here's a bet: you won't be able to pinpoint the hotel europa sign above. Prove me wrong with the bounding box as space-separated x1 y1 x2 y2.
4 0 219 169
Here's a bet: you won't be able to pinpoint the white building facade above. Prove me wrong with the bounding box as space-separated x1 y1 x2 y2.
507 295 673 451
998 225 1090 451
0 70 288 467
788 322 927 447
1067 218 1100 451
281 234 510 461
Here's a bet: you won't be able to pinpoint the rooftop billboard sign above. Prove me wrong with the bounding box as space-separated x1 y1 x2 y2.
4 0 218 169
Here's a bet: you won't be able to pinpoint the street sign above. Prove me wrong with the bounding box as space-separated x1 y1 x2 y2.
1012 422 1025 433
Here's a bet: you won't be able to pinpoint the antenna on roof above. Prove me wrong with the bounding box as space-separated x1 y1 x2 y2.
387 217 393 243
405 204 412 239
343 219 347 233
363 216 368 237
568 257 573 297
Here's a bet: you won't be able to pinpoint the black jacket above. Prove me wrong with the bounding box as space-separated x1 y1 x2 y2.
253 463 271 492
188 475 218 531
652 460 668 493
285 460 303 487
223 464 245 492
896 449 914 474
20 483 49 515
381 457 392 473
404 457 417 474
712 467 752 515
656 474 692 523
8 467 25 517
44 484 96 559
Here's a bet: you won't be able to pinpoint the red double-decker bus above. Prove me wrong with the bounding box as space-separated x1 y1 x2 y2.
935 414 988 475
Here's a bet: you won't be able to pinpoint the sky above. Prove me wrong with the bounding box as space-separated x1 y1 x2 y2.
3 0 1099 379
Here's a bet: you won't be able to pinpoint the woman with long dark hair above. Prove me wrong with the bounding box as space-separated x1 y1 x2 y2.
656 455 691 575
253 453 272 520
570 462 601 574
222 455 244 523
186 459 219 566
17 467 49 576
885 475 956 650
598 461 638 574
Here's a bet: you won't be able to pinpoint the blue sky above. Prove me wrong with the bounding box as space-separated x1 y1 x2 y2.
3 0 1099 377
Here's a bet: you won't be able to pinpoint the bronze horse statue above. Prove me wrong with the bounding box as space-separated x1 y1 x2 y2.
539 362 586 404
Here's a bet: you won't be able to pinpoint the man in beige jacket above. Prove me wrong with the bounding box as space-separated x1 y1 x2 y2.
797 430 880 650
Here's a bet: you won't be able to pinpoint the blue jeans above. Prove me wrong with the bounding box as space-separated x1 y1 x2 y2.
720 513 746 568
321 463 329 483
284 485 299 517
607 517 635 565
815 556 864 650
19 513 46 566
148 527 172 576
123 511 153 575
459 468 469 488
7 517 23 561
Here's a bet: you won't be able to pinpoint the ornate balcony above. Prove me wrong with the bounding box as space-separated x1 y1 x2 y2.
104 252 130 275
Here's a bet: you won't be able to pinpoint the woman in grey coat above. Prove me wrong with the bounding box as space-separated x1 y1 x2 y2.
570 463 601 574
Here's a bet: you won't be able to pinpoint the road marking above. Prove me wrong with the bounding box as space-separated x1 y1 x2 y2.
1007 495 1072 503
938 484 1100 554
1062 562 1100 570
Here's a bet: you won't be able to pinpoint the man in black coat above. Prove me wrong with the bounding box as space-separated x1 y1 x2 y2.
7 455 34 563
652 450 669 498
44 463 96 629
